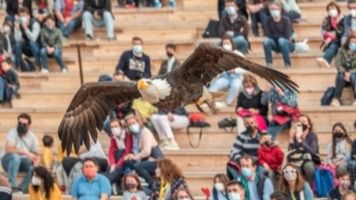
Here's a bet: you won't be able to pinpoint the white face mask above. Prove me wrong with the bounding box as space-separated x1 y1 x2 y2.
133 45 143 55
214 183 225 191
329 9 338 17
31 176 42 186
111 127 123 138
350 9 356 18
223 44 233 51
228 192 241 200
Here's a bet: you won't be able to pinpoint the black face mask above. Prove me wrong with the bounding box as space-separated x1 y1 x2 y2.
246 125 255 133
17 123 28 136
334 132 344 139
166 52 174 58
301 124 308 132
263 141 271 146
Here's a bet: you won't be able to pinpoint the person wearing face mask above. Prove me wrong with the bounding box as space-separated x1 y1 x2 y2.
219 0 249 54
116 37 152 81
327 122 352 168
329 169 352 200
39 15 68 73
173 188 194 200
226 181 245 200
316 2 344 69
235 74 268 133
263 1 295 68
123 113 163 189
13 7 41 72
158 43 181 75
279 164 313 200
288 114 320 182
28 166 62 200
238 155 273 200
0 21 14 59
208 36 245 107
1 113 39 193
342 0 356 44
71 158 111 200
122 174 148 200
106 118 133 185
332 32 356 106
209 174 228 200
257 132 284 186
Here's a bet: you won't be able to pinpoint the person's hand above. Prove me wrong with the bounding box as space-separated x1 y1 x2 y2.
289 129 296 143
296 128 303 140
344 72 351 82
249 108 259 114
167 113 174 121
47 46 55 54
64 17 72 25
110 165 116 173
263 163 271 172
125 154 134 161
201 187 211 200
236 107 243 113
94 11 102 20
114 73 125 81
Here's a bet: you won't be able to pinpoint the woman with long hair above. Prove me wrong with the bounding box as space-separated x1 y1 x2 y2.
327 122 352 168
279 164 313 200
29 166 62 200
156 158 188 200
210 174 228 200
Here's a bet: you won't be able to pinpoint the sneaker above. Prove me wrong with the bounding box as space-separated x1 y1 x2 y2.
41 68 49 74
215 101 227 109
61 68 68 73
331 98 341 107
316 57 331 68
86 34 93 41
164 141 180 150
159 140 169 148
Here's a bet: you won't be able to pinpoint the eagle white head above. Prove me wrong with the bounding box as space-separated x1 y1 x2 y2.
137 78 172 104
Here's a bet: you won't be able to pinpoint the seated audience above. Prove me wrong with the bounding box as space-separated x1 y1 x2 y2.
5 0 32 20
342 0 356 44
279 164 313 200
235 74 268 133
257 132 284 183
219 0 249 54
82 0 114 41
1 113 39 193
211 174 228 200
157 158 188 200
14 7 41 71
247 0 268 37
348 139 356 187
281 0 301 22
0 174 12 200
263 84 298 140
332 32 356 106
316 2 344 68
55 0 84 40
122 173 148 200
327 122 352 168
288 114 319 182
124 113 163 189
55 144 78 194
239 155 274 200
158 43 181 75
116 37 152 81
29 166 62 200
263 1 294 68
41 135 54 170
0 20 14 58
226 181 246 200
0 58 20 103
342 191 356 200
33 0 54 15
71 158 111 200
208 36 245 107
151 107 189 150
40 15 68 73
329 168 352 200
107 118 133 184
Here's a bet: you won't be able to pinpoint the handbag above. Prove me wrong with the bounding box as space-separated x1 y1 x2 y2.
186 113 210 148
272 103 300 125
218 118 236 132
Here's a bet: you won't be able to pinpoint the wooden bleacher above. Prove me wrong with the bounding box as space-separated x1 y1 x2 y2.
0 0 354 199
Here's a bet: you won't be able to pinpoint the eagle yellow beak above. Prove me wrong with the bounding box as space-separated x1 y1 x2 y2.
137 79 149 90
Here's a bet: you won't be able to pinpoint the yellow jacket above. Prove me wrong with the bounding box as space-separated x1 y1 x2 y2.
29 183 62 200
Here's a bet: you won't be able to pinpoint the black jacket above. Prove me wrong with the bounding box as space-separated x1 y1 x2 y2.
158 58 181 75
6 0 32 17
84 0 112 14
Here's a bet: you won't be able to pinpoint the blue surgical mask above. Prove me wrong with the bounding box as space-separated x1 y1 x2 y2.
241 167 253 178
129 124 141 134
349 42 356 51
270 10 281 18
133 45 143 55
225 6 236 16
228 192 241 200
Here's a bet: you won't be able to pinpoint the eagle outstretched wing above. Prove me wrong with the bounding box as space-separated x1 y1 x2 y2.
171 43 299 93
58 81 140 154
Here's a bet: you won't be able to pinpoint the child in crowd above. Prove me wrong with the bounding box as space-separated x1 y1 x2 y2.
41 134 54 170
210 174 228 200
122 174 148 200
0 58 19 103
329 168 352 199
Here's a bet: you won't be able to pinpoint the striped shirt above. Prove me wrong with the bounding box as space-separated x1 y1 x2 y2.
230 131 261 161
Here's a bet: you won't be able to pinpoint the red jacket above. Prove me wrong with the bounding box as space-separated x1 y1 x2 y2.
257 145 284 171
108 133 133 167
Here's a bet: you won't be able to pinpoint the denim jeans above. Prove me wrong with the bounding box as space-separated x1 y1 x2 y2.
263 37 295 66
40 47 66 70
233 35 248 54
14 41 40 71
83 11 114 39
323 42 340 63
268 121 291 140
334 72 356 98
1 153 33 192
124 160 157 186
57 17 82 38
208 72 243 105
251 9 269 36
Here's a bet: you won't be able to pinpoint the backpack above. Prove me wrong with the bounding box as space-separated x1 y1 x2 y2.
314 166 335 197
321 87 335 106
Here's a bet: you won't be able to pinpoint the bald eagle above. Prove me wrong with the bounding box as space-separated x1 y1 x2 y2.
58 43 298 154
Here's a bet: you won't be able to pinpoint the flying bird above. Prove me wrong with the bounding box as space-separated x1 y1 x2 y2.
58 43 299 154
